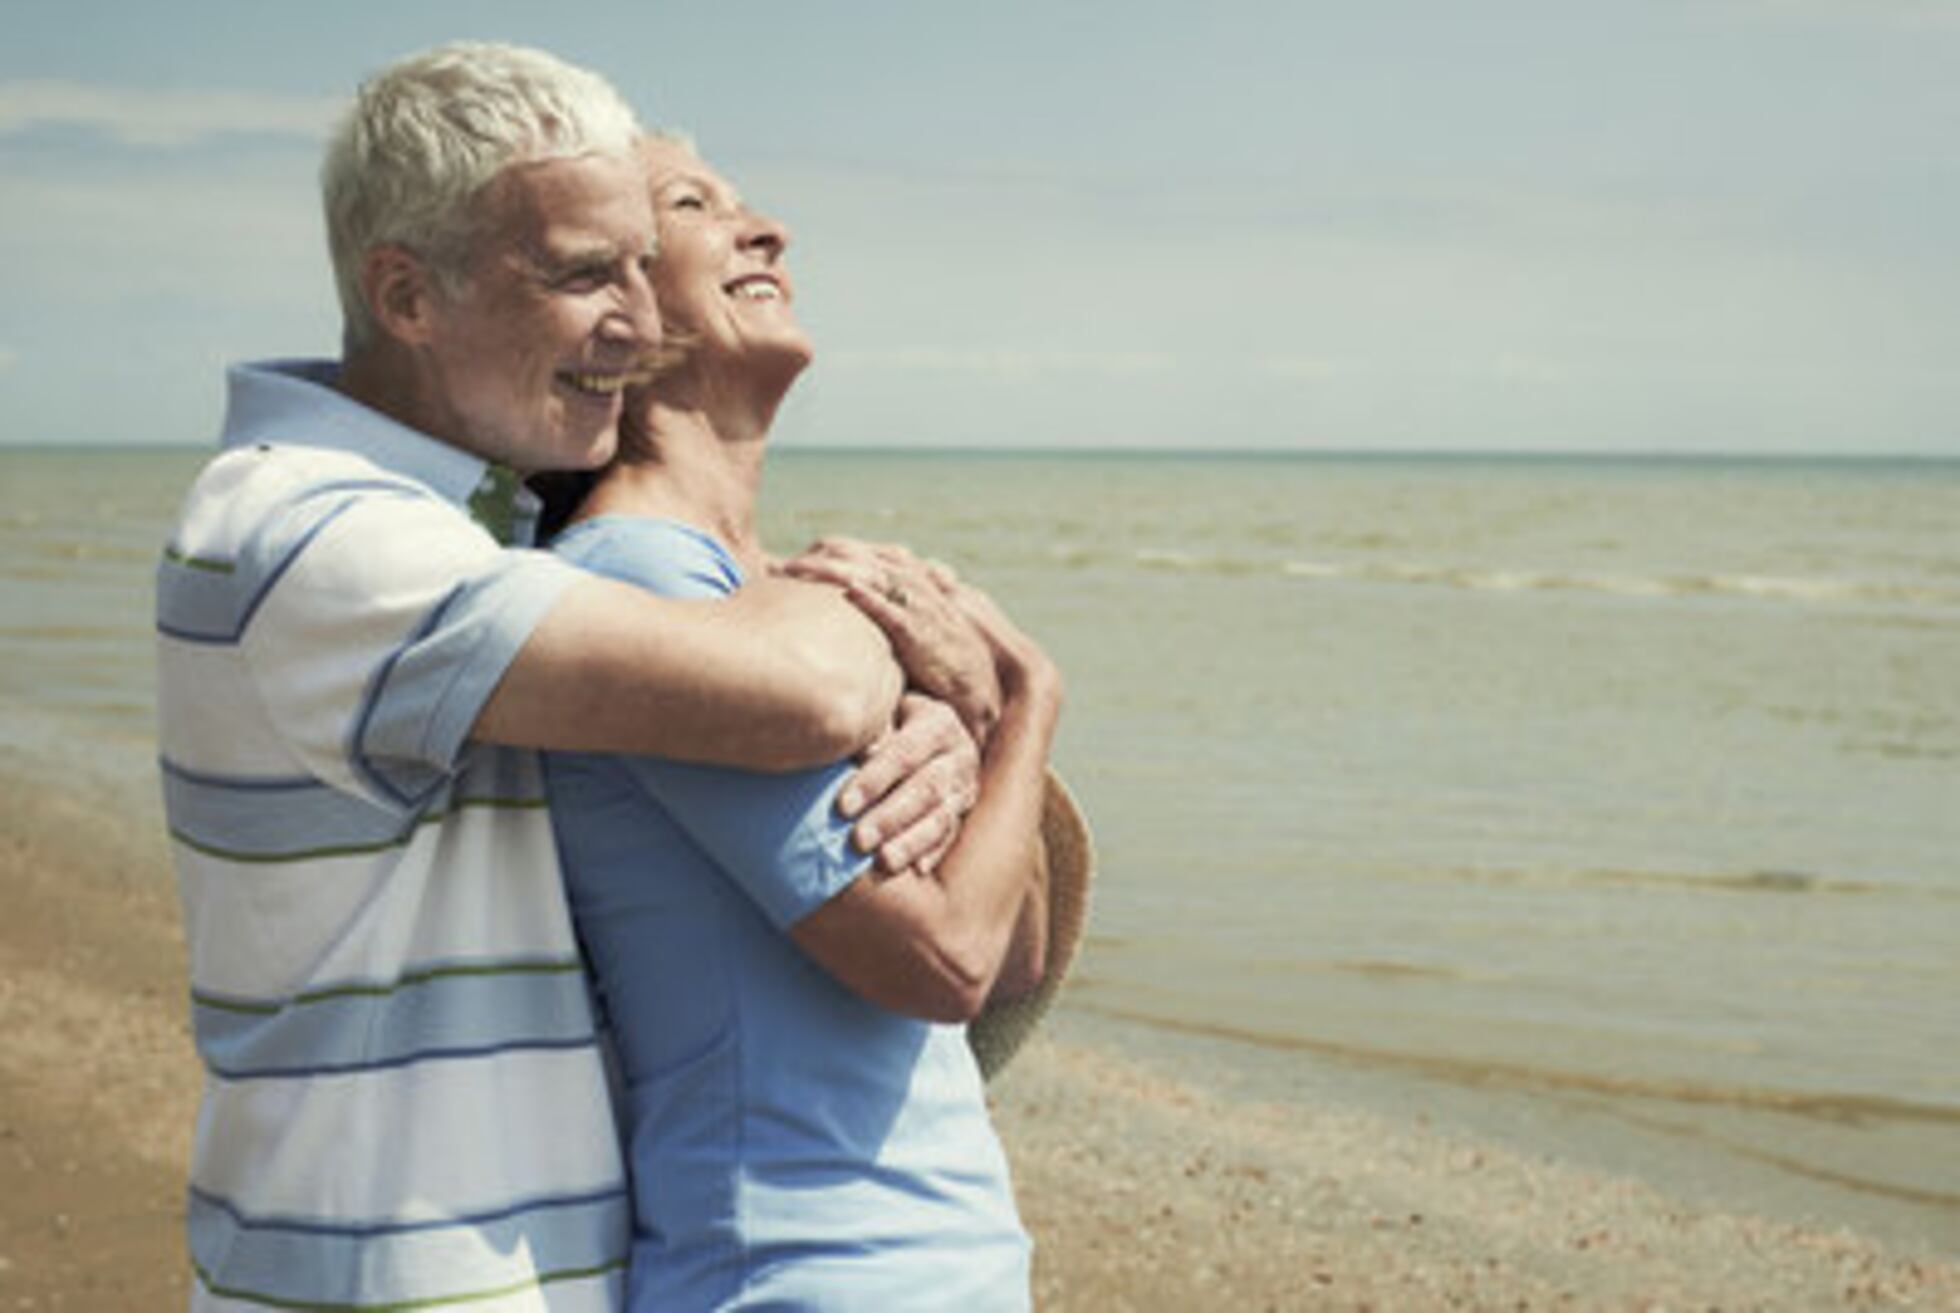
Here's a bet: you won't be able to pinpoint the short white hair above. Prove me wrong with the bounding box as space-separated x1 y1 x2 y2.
323 41 642 350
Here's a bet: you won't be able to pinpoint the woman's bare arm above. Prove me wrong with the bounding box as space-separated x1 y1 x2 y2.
789 578 1063 1022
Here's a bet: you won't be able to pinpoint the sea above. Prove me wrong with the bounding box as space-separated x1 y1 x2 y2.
3 445 1956 1254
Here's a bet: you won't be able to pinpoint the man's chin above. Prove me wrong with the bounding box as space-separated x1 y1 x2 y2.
563 427 620 473
519 409 621 474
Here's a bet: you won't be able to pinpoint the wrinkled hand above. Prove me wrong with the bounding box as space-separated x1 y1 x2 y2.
838 693 981 873
780 537 1002 742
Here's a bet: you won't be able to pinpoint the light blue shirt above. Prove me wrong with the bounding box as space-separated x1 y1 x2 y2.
544 516 1030 1312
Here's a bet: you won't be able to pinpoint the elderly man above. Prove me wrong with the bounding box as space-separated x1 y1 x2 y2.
155 43 976 1311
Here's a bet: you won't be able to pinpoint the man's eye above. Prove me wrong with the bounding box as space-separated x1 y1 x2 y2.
556 267 609 291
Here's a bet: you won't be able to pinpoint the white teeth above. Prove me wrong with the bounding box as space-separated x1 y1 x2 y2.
562 370 650 396
732 281 781 302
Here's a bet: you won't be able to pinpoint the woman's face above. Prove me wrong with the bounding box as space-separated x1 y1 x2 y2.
641 137 813 376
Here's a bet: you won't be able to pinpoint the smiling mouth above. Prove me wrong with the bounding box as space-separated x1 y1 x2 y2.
557 367 656 398
725 276 785 303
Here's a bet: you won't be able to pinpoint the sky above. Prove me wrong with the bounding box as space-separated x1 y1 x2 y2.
1 0 1956 454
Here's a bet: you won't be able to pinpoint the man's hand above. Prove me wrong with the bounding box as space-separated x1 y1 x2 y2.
779 538 1002 743
839 694 980 874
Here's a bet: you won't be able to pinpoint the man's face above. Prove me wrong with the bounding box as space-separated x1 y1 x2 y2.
421 152 661 473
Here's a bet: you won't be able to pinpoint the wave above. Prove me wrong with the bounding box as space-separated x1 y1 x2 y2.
1420 863 1916 898
1284 559 1960 609
0 624 147 641
1077 1002 1960 1209
1127 547 1960 611
1079 1003 1960 1132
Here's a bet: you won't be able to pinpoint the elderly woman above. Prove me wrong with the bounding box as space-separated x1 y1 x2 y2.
541 135 1059 1311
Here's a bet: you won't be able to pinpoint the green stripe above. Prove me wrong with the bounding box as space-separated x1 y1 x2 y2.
172 828 410 865
170 796 547 866
192 1255 626 1312
193 958 584 1016
433 796 549 821
163 544 236 574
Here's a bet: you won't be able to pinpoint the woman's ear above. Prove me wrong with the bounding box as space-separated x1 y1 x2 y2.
360 244 443 346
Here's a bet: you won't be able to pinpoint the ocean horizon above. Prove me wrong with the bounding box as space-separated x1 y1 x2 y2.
6 439 1959 464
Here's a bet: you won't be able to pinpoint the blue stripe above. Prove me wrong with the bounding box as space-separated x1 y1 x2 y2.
192 954 582 1014
156 481 422 645
155 553 249 645
164 760 411 858
160 746 543 799
159 756 321 792
188 1182 626 1241
162 754 545 861
348 583 469 811
206 1034 601 1082
348 559 577 811
189 1183 627 1309
195 965 596 1080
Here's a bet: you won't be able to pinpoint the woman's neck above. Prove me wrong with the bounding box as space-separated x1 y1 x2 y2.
580 378 782 575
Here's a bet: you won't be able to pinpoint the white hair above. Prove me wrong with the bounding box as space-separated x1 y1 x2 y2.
322 41 642 350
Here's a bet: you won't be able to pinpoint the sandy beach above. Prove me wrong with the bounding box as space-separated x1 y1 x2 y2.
0 736 1954 1311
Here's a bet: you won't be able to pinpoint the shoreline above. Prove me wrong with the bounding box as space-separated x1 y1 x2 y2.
2 749 1956 1309
1044 997 1960 1260
993 1018 1959 1310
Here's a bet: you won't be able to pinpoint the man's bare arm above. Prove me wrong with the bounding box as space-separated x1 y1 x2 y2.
474 572 903 771
838 695 979 873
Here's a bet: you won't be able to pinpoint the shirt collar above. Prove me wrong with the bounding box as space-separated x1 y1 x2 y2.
220 358 493 509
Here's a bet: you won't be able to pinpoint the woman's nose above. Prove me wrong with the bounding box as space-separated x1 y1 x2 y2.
740 209 791 259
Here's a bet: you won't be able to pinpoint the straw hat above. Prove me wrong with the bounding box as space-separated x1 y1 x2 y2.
968 770 1094 1082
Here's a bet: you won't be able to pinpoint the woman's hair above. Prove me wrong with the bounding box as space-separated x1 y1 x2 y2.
529 469 602 545
322 41 642 351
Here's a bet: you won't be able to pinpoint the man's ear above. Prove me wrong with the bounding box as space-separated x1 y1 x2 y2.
360 244 444 346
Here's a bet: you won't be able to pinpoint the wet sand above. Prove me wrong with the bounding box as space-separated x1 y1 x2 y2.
1 750 1955 1310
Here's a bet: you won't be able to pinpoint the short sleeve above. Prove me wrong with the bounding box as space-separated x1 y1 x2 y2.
612 754 873 929
549 517 872 926
240 486 580 810
550 516 743 602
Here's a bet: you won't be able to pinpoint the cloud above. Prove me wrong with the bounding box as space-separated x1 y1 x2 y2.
1449 354 1577 386
1728 0 1960 28
826 347 1172 379
0 80 340 147
1256 354 1576 386
1257 356 1352 381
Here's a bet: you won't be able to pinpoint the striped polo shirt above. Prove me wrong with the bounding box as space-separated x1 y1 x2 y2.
155 359 628 1311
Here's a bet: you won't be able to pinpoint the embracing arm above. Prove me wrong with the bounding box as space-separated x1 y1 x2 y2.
474 572 903 771
790 589 1062 1023
989 825 1052 1005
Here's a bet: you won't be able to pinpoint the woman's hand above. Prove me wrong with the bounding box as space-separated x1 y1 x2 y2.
778 537 1002 743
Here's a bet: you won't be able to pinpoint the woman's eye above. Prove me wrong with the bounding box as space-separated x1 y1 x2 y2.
670 194 707 211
